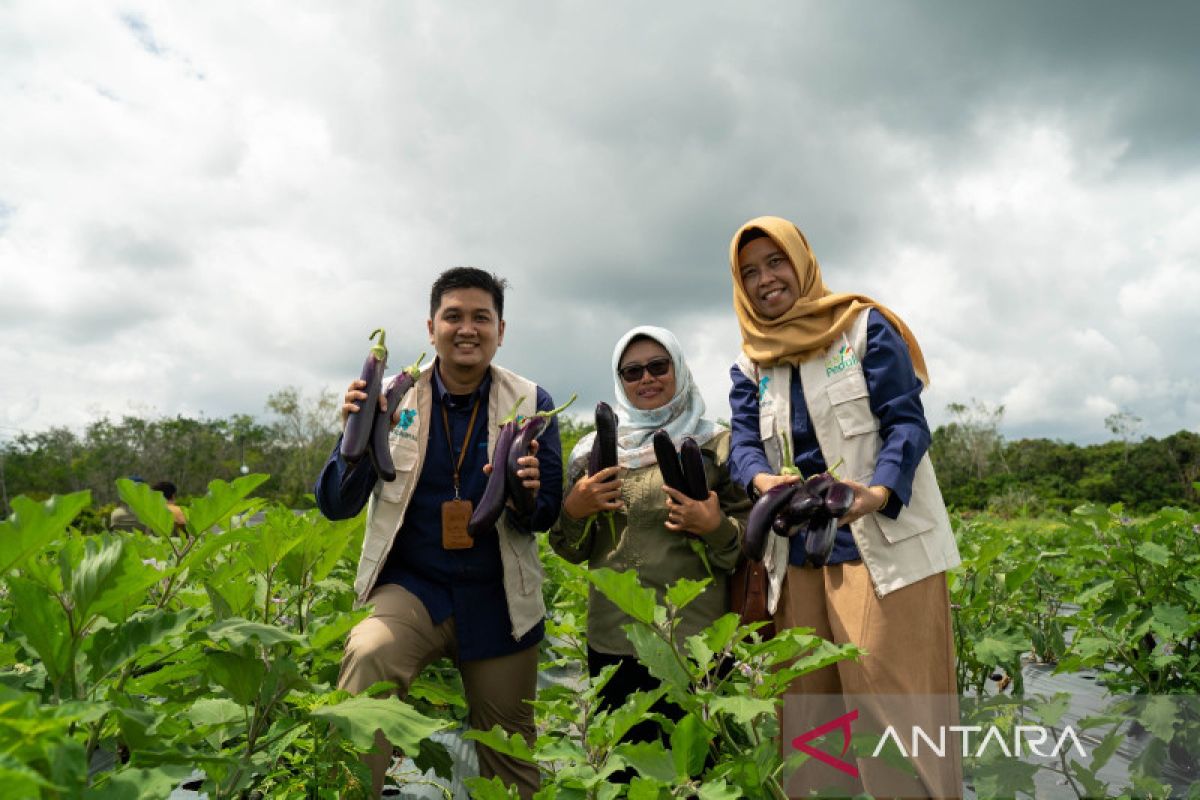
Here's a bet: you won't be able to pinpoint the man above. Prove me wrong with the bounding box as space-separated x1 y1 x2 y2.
151 480 187 532
315 267 562 797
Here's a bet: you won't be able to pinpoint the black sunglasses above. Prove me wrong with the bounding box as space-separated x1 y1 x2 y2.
618 357 672 384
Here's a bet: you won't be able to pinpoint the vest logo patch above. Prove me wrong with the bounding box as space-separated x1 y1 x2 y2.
758 375 771 402
825 344 860 377
390 409 419 441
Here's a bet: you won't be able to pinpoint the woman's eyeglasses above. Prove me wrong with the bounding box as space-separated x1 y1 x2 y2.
618 357 672 384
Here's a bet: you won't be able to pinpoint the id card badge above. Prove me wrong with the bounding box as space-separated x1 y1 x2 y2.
442 499 474 550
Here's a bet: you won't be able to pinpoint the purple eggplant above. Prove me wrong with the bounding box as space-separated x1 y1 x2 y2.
368 352 426 482
679 437 709 502
786 484 823 522
588 402 618 476
804 472 835 499
505 415 548 517
743 482 798 561
653 430 688 495
804 513 838 568
468 416 520 538
340 328 389 463
824 481 855 518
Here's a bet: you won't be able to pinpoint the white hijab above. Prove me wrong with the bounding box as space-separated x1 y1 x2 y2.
568 326 724 478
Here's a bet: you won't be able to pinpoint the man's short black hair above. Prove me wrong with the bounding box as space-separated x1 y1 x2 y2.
430 267 508 320
151 480 177 500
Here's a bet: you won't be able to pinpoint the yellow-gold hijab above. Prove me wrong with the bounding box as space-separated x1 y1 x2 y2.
729 216 929 384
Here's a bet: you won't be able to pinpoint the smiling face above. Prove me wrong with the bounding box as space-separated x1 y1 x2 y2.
738 235 801 320
618 338 676 411
427 287 505 378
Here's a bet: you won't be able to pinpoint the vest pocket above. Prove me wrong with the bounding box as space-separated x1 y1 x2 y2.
865 504 934 544
825 372 880 437
378 436 420 503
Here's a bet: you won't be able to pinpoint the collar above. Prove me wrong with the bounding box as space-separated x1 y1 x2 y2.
431 361 492 409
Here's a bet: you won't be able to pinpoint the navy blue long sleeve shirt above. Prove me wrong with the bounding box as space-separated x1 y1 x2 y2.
315 366 562 660
728 309 930 566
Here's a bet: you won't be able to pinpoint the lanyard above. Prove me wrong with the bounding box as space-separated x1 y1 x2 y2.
440 396 482 500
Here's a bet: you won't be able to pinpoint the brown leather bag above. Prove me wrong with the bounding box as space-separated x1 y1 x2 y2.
730 559 775 639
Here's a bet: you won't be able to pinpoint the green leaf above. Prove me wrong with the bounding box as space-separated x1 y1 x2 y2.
84 765 196 799
624 625 691 690
589 568 659 625
86 607 199 683
613 740 675 783
305 608 372 651
116 478 177 539
1003 561 1038 593
186 474 270 535
70 535 160 625
665 577 710 612
7 576 71 684
670 712 711 778
697 779 742 800
1136 696 1179 742
206 649 266 706
186 697 244 728
463 776 521 799
606 687 667 745
972 630 1029 665
1135 541 1172 567
628 776 671 799
0 491 90 575
314 695 451 755
1151 604 1194 639
709 695 776 725
204 617 303 651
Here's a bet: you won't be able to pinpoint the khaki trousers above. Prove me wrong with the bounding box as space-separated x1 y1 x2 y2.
778 563 962 799
339 583 540 798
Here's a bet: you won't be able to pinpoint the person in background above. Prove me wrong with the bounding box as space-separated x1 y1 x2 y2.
315 267 562 799
151 480 187 532
550 325 748 749
727 216 961 798
109 475 147 533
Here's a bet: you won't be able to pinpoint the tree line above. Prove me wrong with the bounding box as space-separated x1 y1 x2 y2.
2 393 1195 519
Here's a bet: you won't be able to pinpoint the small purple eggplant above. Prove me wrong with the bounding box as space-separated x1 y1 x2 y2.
804 513 838 568
743 482 799 561
368 352 425 482
589 402 618 476
679 437 709 502
786 484 823 522
824 481 855 518
467 413 520 538
505 415 548 517
804 472 835 499
653 429 688 495
340 328 388 464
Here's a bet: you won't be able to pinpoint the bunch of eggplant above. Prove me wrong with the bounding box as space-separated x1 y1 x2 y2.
467 393 577 537
653 430 709 502
742 473 855 567
340 328 426 482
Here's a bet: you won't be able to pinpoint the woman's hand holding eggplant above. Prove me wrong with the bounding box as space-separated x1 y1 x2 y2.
563 466 624 520
662 485 722 536
836 479 890 526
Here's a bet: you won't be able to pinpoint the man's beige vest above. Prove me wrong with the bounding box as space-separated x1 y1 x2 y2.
354 364 546 640
735 311 960 610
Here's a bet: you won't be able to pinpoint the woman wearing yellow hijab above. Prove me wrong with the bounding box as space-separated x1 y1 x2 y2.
727 216 961 798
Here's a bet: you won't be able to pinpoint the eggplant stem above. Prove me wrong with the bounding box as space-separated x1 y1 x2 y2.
500 397 526 426
534 392 578 419
368 327 389 362
404 351 426 377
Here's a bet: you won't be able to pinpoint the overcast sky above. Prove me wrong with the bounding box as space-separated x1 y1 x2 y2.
2 1 1198 449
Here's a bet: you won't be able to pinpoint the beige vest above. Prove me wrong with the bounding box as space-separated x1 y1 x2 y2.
354 364 546 640
735 311 960 608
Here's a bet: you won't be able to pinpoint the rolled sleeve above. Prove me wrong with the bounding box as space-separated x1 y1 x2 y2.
314 435 376 520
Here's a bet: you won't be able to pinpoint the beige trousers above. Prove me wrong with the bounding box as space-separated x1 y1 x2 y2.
339 583 540 798
778 563 962 799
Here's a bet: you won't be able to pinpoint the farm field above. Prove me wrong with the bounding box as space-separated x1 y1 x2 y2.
1 477 1198 798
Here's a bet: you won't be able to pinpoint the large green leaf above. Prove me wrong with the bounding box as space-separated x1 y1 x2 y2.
186 474 270 535
709 695 776 725
697 780 741 800
69 535 160 626
85 607 200 683
665 577 710 612
0 491 90 575
605 686 667 746
305 608 371 652
204 617 302 651
314 695 451 755
624 625 691 690
613 740 675 783
669 713 711 778
84 765 196 799
7 576 71 685
589 568 659 626
205 649 266 706
116 479 177 539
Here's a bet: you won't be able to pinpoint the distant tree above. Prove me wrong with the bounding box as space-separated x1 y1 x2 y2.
930 399 1007 491
264 386 341 507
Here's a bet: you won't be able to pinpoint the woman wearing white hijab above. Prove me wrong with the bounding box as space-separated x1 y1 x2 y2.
550 325 749 744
